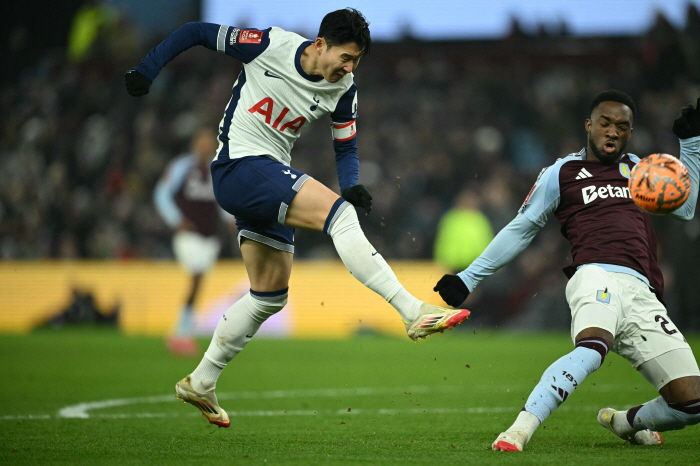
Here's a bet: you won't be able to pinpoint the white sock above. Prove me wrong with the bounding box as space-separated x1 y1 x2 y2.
190 290 287 392
388 289 422 322
506 411 541 442
610 409 636 436
328 203 421 321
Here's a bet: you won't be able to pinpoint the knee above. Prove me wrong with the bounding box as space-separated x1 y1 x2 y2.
249 288 288 321
574 327 614 349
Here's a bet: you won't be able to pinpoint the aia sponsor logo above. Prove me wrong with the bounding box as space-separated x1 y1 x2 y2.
581 184 631 204
248 97 306 134
239 30 263 44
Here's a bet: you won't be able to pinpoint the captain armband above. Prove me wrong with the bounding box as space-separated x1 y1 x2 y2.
331 120 357 141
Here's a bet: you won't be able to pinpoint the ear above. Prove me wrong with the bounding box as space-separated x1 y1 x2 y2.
585 118 592 133
314 37 325 54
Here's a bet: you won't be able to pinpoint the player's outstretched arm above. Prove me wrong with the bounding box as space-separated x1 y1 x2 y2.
670 98 700 220
125 22 261 96
434 212 543 307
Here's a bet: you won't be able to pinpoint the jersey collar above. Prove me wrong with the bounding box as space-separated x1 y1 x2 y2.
295 40 324 82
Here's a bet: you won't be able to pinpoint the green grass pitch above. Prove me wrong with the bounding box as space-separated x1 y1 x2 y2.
1 328 698 465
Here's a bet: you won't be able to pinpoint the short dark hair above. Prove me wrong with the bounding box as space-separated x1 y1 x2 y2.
589 90 636 119
318 8 371 56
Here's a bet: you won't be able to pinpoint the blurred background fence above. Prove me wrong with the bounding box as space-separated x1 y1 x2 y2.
2 0 700 334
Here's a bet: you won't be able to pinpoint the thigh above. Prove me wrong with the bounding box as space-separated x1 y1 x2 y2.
240 239 293 292
615 282 691 368
566 265 621 344
284 177 340 231
638 348 700 396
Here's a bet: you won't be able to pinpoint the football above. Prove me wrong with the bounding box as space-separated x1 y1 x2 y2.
629 153 691 214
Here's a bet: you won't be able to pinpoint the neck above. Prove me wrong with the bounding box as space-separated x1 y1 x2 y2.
585 145 622 165
300 43 320 76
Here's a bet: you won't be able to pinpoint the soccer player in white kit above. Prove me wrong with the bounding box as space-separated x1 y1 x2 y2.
126 8 469 427
435 91 700 451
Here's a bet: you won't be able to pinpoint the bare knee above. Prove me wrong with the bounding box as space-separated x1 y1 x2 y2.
240 239 292 292
660 376 700 404
574 327 614 349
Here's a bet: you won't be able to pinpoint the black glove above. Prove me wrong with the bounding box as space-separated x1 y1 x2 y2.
672 98 700 139
124 69 151 96
433 274 470 308
342 185 372 214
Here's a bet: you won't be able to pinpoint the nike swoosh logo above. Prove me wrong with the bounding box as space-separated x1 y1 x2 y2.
246 335 253 338
264 70 282 79
372 252 378 256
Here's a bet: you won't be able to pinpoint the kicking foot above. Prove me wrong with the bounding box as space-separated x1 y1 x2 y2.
404 303 470 342
175 375 230 427
597 407 662 445
492 430 528 452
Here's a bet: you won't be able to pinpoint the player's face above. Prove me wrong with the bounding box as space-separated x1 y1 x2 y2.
585 101 633 165
317 40 363 83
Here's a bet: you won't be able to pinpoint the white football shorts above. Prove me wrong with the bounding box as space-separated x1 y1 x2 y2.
172 231 221 274
566 265 697 374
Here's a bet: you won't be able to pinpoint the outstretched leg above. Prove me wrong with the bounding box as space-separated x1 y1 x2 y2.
493 328 611 451
286 179 470 341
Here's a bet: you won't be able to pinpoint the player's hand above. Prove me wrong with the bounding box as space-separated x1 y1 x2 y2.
433 274 470 308
124 69 151 96
672 98 700 139
342 185 372 214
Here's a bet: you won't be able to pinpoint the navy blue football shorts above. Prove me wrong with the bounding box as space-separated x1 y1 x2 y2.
211 155 311 254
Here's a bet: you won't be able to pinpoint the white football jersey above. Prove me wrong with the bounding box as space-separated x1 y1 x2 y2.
211 26 358 166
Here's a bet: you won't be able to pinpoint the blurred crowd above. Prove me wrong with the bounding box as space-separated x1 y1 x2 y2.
2 5 700 327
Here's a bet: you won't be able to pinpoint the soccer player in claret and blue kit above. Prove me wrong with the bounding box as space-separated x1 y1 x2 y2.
125 8 470 427
434 91 700 451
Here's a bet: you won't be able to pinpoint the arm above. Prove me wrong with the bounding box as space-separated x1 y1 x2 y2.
457 213 543 291
669 99 700 220
669 136 700 220
331 81 371 213
126 23 270 95
435 161 563 307
434 214 543 307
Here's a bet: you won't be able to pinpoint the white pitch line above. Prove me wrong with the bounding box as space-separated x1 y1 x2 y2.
0 383 639 422
56 385 473 419
1 406 519 421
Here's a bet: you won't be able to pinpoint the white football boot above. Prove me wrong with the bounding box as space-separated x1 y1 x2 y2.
492 430 529 452
404 303 470 341
175 375 230 428
597 407 662 445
